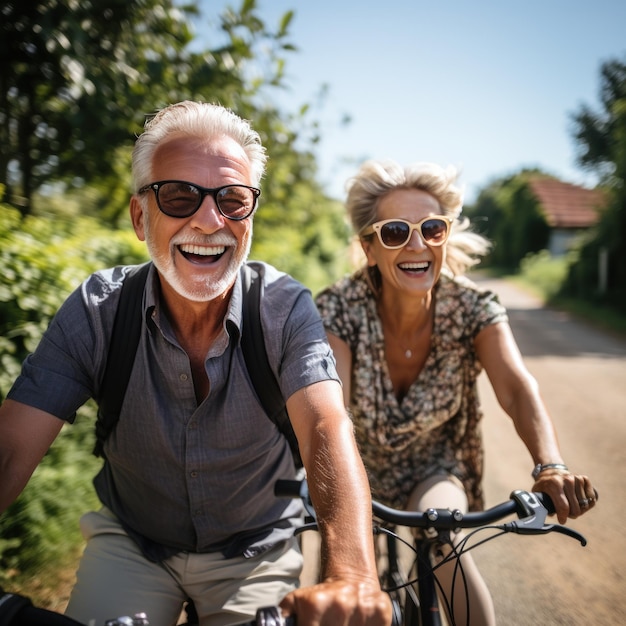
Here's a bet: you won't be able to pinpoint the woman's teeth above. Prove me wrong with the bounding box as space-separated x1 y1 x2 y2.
399 261 430 271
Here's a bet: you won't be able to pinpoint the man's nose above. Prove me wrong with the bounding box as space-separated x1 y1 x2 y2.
189 194 226 230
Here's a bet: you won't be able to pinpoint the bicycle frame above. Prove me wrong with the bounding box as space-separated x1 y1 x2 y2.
380 527 444 626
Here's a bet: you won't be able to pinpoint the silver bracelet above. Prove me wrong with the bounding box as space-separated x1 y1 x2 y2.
532 463 569 480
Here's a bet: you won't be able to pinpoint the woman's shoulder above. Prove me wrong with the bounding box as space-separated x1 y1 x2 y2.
316 268 372 306
436 271 508 335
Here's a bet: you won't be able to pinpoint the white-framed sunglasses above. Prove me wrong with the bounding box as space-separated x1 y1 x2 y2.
360 216 452 249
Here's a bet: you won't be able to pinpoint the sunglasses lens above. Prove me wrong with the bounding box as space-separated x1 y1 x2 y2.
380 221 411 247
157 182 200 217
216 186 257 220
421 219 449 244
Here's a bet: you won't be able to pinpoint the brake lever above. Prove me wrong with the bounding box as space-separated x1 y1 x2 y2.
545 524 587 545
503 490 587 546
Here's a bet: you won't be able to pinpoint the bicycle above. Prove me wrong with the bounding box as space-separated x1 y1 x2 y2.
0 587 294 626
275 479 587 626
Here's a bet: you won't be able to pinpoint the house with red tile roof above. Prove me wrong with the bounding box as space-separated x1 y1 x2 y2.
528 178 606 256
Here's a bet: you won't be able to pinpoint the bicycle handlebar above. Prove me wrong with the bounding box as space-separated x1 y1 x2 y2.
1 478 585 626
274 479 587 546
0 589 294 626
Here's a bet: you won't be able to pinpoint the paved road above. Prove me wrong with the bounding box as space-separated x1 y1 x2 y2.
472 276 626 625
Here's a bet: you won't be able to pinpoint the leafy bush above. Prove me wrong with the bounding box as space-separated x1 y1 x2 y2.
517 250 571 300
0 206 147 585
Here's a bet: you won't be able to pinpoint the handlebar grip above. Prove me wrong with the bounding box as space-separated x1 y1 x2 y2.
2 605 85 626
254 606 295 625
510 490 556 517
536 492 556 515
0 589 32 626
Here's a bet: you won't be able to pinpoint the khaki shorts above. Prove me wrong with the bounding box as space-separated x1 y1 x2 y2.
65 508 303 626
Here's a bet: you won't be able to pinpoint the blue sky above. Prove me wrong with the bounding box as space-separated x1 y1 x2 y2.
199 0 626 203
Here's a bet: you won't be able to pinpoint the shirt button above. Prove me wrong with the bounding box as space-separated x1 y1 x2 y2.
188 421 197 429
190 470 198 478
180 373 188 381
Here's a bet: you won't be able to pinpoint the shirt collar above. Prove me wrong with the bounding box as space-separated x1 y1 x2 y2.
143 262 245 343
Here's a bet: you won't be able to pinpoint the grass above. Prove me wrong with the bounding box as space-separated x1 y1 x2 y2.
489 250 626 339
547 294 626 338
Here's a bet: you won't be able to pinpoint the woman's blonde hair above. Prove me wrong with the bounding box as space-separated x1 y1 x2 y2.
346 159 490 278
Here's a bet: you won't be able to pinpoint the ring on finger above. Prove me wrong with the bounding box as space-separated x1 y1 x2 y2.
578 498 589 507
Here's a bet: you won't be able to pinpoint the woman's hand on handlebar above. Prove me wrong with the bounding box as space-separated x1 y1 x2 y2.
279 577 392 626
532 469 598 524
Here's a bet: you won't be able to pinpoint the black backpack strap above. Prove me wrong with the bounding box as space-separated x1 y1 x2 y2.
240 263 302 468
93 262 152 457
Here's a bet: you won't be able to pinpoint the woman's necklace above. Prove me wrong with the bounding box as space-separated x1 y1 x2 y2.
385 330 417 359
380 301 434 361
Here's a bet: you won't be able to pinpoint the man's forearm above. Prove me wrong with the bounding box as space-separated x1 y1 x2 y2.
306 419 379 584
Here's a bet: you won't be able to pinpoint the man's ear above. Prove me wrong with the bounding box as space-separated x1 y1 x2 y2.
129 196 146 242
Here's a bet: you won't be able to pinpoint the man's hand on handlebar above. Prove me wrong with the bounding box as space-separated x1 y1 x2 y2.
280 577 392 626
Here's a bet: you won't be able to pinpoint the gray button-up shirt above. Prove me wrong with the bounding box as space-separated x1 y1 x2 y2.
9 262 339 558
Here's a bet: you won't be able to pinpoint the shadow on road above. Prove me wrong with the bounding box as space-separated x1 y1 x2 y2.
507 306 626 359
470 274 626 359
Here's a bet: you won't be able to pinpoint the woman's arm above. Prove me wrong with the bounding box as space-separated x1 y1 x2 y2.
475 322 597 523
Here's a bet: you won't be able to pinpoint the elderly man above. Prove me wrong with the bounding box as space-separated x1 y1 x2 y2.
0 101 391 626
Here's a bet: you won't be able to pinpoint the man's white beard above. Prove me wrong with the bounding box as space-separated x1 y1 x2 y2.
144 211 252 302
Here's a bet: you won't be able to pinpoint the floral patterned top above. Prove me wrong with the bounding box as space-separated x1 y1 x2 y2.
315 269 508 511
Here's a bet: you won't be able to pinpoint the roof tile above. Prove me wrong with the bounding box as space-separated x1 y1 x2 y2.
529 179 606 228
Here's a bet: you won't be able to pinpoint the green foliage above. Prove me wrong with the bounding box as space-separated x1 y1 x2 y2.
1 0 200 213
0 204 148 583
570 56 626 181
499 250 626 337
517 250 571 300
251 159 352 291
564 55 626 312
0 0 307 219
0 419 101 584
465 169 552 270
0 205 148 392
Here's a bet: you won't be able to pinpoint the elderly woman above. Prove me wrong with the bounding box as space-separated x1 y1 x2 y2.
315 159 597 625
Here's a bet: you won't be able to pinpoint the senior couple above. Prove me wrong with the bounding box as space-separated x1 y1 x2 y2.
0 101 596 626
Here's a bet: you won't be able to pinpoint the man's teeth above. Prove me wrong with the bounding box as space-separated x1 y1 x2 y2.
399 262 429 270
180 244 226 256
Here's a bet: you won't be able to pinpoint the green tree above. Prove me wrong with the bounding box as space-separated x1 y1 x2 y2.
0 1 199 215
565 56 626 310
464 169 551 270
0 0 298 219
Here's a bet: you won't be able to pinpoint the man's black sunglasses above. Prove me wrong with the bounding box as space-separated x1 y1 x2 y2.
138 180 261 220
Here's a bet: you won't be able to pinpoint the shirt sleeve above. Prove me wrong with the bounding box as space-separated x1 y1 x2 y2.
260 266 341 401
7 270 120 421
